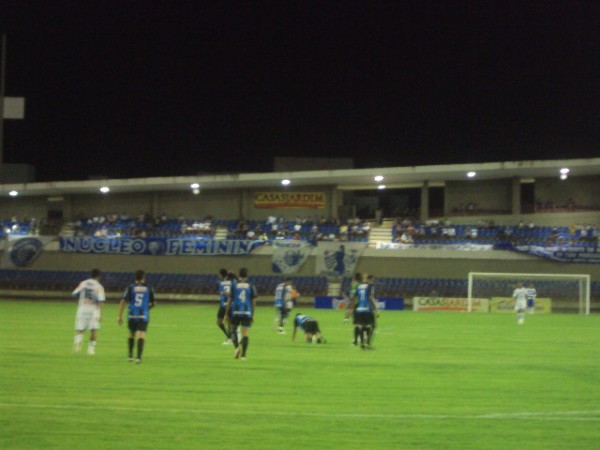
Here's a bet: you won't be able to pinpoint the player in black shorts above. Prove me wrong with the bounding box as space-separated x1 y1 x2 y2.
118 270 156 363
216 268 233 344
292 313 325 344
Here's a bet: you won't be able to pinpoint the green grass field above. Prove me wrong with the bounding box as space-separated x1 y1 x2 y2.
1 300 599 450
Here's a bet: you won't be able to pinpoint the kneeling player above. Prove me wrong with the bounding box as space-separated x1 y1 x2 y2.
118 270 156 363
292 313 325 344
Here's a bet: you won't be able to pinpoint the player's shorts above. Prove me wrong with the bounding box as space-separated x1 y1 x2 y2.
514 299 527 311
355 311 375 327
217 304 227 320
302 320 320 334
527 299 535 308
128 319 149 333
75 311 101 331
230 316 252 328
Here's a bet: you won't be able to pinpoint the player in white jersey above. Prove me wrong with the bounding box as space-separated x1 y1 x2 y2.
72 269 106 354
526 284 537 314
512 282 528 325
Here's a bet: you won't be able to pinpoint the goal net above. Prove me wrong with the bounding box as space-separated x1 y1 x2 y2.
468 272 591 314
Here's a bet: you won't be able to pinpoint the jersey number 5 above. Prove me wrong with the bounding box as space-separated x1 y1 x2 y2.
134 292 144 307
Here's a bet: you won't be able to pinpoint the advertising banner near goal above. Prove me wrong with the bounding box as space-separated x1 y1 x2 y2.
272 240 313 274
60 237 267 256
413 297 489 312
254 192 326 209
315 296 404 310
1 235 55 268
314 242 366 277
497 243 600 264
490 297 552 313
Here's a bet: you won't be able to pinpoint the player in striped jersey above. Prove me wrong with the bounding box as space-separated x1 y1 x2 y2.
225 268 257 360
274 277 292 334
72 268 106 355
292 313 325 344
526 284 537 314
118 270 156 363
345 272 363 327
352 278 379 349
216 268 233 344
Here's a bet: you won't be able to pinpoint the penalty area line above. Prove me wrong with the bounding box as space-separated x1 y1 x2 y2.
1 403 599 421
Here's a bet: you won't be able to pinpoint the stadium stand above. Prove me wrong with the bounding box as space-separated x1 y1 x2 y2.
0 269 330 297
0 217 37 238
70 215 371 243
390 219 598 247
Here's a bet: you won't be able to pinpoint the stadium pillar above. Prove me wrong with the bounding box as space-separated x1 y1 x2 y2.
151 192 159 218
420 181 429 222
511 177 521 216
240 189 250 219
0 34 6 171
330 187 340 219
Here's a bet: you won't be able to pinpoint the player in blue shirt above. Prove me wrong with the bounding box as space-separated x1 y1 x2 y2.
118 270 156 363
224 268 257 360
352 277 379 349
216 268 233 344
292 313 325 344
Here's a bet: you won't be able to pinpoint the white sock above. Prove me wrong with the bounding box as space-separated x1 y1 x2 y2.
74 334 83 344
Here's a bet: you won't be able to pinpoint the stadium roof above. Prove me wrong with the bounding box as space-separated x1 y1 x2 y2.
1 158 599 197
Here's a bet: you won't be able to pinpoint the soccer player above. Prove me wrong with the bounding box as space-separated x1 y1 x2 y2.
352 276 379 349
345 272 363 326
216 268 233 344
274 277 293 334
292 313 325 344
72 268 106 355
224 268 257 360
526 283 537 314
512 282 528 325
118 270 156 363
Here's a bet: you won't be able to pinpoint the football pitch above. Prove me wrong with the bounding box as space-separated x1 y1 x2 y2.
1 300 599 450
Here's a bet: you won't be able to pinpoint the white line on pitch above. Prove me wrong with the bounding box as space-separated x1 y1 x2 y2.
1 403 599 421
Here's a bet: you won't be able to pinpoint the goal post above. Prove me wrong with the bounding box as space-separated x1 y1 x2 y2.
467 272 591 314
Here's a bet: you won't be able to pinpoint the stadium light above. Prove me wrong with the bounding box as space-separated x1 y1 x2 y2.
281 179 291 186
560 173 568 180
99 186 110 194
560 168 569 174
8 190 18 197
467 171 476 178
192 188 200 195
190 183 200 189
377 184 386 190
374 175 384 182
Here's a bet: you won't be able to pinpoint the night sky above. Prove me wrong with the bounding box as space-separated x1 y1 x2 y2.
3 1 599 181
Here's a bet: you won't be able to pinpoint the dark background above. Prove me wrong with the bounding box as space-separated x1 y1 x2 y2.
3 1 599 181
